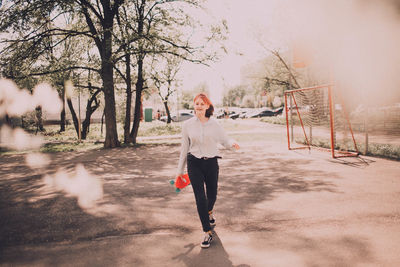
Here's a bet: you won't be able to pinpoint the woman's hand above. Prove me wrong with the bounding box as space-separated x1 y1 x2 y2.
232 143 240 150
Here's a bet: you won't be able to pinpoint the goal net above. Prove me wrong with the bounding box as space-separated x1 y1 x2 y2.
284 84 359 158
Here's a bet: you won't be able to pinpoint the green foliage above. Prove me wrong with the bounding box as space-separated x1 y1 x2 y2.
181 91 195 109
241 95 255 108
222 85 247 107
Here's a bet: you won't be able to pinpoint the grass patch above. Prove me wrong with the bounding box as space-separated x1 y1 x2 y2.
5 119 399 160
137 122 181 136
0 121 183 155
260 116 286 125
40 141 103 153
363 143 400 160
295 137 400 160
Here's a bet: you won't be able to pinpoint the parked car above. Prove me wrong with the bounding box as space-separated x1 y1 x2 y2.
229 112 240 120
215 110 235 119
230 110 249 120
215 111 229 119
239 110 253 119
159 116 168 122
160 110 194 122
273 106 284 116
249 108 276 118
171 112 193 122
238 108 265 118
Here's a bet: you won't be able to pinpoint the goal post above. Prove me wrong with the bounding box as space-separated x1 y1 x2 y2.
284 84 359 158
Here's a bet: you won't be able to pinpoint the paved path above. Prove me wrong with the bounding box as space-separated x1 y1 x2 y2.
1 123 400 266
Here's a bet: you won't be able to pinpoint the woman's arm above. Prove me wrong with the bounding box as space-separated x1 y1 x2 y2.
177 123 190 175
216 121 240 150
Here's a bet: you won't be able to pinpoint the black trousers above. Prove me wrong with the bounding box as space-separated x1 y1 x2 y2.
187 153 219 232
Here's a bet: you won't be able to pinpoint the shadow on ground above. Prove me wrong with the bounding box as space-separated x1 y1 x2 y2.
172 231 250 267
0 141 383 266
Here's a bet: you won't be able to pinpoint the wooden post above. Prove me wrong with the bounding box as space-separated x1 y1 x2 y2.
364 107 369 155
290 95 294 142
328 86 335 158
285 93 291 150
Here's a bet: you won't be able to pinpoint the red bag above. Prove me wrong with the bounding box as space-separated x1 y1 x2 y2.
169 174 190 193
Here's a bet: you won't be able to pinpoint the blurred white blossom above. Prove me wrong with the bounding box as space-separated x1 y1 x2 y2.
64 80 75 99
0 125 43 151
0 79 35 116
32 82 62 114
43 164 103 209
0 79 62 116
25 153 50 169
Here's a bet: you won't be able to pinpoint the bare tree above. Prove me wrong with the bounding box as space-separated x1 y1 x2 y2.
116 0 227 144
150 54 182 123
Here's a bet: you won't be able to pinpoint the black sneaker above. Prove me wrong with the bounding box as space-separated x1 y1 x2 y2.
201 233 213 248
209 213 216 227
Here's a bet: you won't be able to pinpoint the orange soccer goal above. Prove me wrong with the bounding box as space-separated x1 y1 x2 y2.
284 84 359 158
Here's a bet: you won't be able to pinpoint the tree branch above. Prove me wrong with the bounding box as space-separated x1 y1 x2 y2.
80 3 103 51
113 64 127 82
260 43 301 89
77 0 104 23
14 66 100 79
112 0 125 16
75 84 103 91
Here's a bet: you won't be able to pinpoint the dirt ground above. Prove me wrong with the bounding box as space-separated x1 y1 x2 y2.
1 122 400 267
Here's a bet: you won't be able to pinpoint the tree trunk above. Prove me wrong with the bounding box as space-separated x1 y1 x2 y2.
81 117 90 140
129 56 144 144
128 4 145 144
66 98 80 138
101 19 120 148
101 108 105 137
60 85 66 132
21 115 25 128
35 106 45 133
81 88 101 139
124 54 132 143
163 99 172 124
5 114 11 126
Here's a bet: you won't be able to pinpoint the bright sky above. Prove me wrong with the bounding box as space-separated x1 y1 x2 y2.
181 0 400 106
180 0 283 105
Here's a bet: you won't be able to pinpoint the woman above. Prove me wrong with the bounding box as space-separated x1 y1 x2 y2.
176 93 240 248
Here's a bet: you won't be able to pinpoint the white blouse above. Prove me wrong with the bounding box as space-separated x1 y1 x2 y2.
177 116 234 175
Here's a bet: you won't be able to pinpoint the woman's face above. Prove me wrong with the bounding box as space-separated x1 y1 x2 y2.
194 97 209 118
